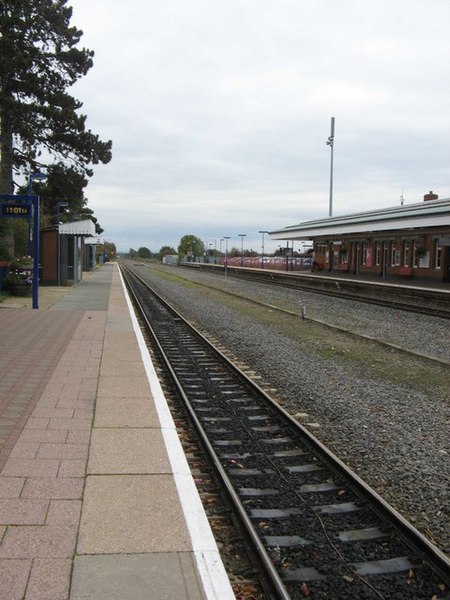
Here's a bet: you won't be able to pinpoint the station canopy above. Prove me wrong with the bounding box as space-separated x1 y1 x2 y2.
269 198 450 241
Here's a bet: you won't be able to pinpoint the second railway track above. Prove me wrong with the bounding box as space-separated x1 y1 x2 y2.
121 264 450 600
127 261 450 366
180 263 450 320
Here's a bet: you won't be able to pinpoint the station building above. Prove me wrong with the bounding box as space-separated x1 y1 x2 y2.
270 192 450 283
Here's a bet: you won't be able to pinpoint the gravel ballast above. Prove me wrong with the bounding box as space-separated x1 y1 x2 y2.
129 262 450 556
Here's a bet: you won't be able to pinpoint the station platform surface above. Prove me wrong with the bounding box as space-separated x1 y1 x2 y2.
0 263 234 600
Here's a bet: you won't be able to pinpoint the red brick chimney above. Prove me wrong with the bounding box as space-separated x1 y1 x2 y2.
423 190 438 201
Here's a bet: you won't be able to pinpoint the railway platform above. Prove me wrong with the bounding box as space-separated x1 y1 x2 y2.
0 263 234 600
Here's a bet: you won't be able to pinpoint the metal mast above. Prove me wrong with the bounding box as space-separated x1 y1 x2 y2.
326 117 335 217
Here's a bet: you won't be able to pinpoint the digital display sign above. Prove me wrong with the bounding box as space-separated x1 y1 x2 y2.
0 203 31 217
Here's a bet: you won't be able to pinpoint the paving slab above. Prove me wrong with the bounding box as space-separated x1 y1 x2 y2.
0 558 32 600
88 428 172 474
77 474 192 554
93 406 159 427
71 553 207 600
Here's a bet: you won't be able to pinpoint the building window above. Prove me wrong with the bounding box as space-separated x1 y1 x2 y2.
413 241 429 268
362 242 367 266
403 241 410 267
390 242 400 267
435 240 442 269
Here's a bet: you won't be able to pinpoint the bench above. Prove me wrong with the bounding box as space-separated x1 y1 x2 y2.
397 267 413 276
337 264 349 271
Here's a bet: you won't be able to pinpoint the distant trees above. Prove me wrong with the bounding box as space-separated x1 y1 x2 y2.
158 245 177 258
177 235 204 258
127 247 153 259
137 247 152 259
103 241 116 260
227 246 259 258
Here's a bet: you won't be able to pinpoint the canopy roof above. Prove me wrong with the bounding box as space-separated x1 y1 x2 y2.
270 198 450 240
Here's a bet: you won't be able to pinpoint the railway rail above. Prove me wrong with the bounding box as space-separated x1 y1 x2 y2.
180 262 450 320
121 264 450 599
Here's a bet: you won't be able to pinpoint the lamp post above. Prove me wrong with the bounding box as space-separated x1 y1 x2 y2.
208 239 216 263
56 200 69 224
258 230 269 268
28 171 47 195
238 233 246 267
27 172 47 255
223 236 230 276
326 117 335 217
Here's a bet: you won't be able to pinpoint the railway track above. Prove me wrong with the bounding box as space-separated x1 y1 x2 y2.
181 262 450 320
121 264 450 599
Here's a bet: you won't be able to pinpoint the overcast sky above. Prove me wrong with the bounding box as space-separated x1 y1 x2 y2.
69 0 450 254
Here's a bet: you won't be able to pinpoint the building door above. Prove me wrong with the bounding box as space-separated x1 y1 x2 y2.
443 247 450 282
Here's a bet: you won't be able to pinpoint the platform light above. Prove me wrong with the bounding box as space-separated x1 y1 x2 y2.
223 236 230 275
28 171 47 194
56 201 69 224
238 233 246 267
26 172 47 254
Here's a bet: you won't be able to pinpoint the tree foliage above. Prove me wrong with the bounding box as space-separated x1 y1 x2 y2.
103 241 116 260
0 0 112 254
0 0 112 188
158 245 177 257
137 247 152 259
177 235 204 257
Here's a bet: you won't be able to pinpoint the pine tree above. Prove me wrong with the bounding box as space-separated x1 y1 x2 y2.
0 0 112 255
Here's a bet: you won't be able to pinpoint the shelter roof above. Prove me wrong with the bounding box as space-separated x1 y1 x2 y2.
58 220 96 236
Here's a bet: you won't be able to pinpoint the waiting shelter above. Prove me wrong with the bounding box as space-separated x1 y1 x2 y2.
84 235 105 271
40 219 96 285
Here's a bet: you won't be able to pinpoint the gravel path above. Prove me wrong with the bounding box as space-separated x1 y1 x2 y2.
131 262 450 556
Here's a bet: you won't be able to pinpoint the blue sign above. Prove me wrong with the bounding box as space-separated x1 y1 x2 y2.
0 194 40 309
